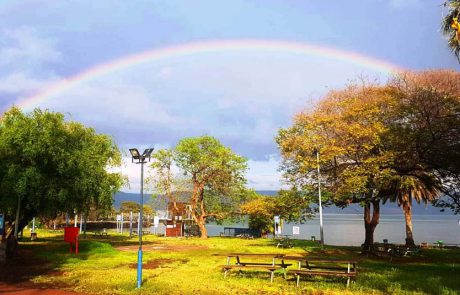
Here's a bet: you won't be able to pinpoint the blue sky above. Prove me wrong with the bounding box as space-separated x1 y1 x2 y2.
0 0 458 192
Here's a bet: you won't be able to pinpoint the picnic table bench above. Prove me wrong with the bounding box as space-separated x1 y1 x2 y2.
92 228 109 237
373 243 421 257
222 253 292 283
284 257 358 287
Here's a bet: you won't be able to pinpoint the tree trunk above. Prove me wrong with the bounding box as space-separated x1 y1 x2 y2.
196 216 208 239
190 183 208 238
363 200 380 250
402 201 415 247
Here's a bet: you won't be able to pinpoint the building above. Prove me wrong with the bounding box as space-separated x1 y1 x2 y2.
160 202 194 237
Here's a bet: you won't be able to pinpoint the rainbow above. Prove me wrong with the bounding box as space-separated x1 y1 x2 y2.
15 39 403 110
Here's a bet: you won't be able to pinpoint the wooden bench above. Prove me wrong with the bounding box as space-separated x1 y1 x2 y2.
288 269 357 287
222 253 292 283
222 265 284 282
284 257 357 287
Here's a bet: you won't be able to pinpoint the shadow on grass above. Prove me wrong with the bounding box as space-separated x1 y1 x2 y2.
1 234 134 285
358 258 460 294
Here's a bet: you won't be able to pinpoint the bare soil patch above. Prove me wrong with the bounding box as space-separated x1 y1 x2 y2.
128 258 188 269
0 248 83 295
116 244 208 252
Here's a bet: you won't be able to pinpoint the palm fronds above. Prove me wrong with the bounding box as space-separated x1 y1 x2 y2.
442 1 460 60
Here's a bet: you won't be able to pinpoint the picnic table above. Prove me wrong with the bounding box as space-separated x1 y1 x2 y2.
274 235 294 248
284 256 358 287
92 228 109 238
222 253 292 283
373 243 420 257
132 229 151 235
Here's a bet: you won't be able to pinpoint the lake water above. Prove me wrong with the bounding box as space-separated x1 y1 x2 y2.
206 214 460 246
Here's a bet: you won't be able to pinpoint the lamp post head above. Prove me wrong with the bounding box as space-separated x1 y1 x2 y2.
130 147 154 163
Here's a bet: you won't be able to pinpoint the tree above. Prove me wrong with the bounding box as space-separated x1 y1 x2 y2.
240 196 275 235
387 70 460 217
149 148 190 211
174 136 248 238
120 201 140 213
379 173 441 246
277 83 395 249
442 0 460 61
0 107 124 238
240 190 315 236
143 205 154 217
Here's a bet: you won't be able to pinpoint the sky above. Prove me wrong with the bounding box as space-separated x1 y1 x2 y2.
0 0 458 193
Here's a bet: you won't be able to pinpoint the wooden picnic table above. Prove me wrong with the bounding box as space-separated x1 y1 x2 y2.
92 228 109 238
284 256 358 287
273 236 294 248
222 253 292 283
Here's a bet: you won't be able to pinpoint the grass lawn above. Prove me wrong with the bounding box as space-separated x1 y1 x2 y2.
4 229 460 295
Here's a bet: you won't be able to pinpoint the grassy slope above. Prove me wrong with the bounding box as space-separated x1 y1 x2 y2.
14 230 460 295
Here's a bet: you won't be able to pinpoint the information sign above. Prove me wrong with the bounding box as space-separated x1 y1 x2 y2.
292 226 300 235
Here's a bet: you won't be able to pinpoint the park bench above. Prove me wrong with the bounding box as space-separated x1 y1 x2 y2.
285 257 357 287
221 253 292 283
92 228 109 238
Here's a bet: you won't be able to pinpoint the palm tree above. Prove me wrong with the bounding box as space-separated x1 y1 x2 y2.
380 172 441 247
442 0 460 61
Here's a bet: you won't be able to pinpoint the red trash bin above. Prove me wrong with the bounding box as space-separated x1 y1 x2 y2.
64 227 79 254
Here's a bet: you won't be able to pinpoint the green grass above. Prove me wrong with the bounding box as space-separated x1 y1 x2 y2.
13 229 460 295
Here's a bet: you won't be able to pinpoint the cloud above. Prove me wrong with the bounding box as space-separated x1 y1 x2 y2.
9 42 389 190
0 27 62 99
246 155 287 191
30 50 387 163
0 72 60 95
0 26 62 70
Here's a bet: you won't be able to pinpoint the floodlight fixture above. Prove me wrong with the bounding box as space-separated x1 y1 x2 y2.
130 148 154 163
129 148 141 162
142 148 154 160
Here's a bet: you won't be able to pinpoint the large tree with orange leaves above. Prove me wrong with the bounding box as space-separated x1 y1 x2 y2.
277 82 396 248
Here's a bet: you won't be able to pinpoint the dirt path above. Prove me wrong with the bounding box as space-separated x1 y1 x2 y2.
0 283 82 295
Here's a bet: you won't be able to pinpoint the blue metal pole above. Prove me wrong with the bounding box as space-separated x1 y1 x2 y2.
317 150 324 246
137 160 144 288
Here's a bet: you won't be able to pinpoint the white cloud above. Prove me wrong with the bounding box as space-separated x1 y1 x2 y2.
0 72 60 95
0 26 62 69
246 155 286 190
0 27 62 98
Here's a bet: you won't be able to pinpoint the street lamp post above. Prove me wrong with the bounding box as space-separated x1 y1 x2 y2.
315 148 324 246
129 147 154 289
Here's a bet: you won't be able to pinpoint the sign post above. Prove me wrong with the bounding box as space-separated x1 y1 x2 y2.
0 214 4 236
274 216 282 237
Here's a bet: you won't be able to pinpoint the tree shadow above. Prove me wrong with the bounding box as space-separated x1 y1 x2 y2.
0 234 135 285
